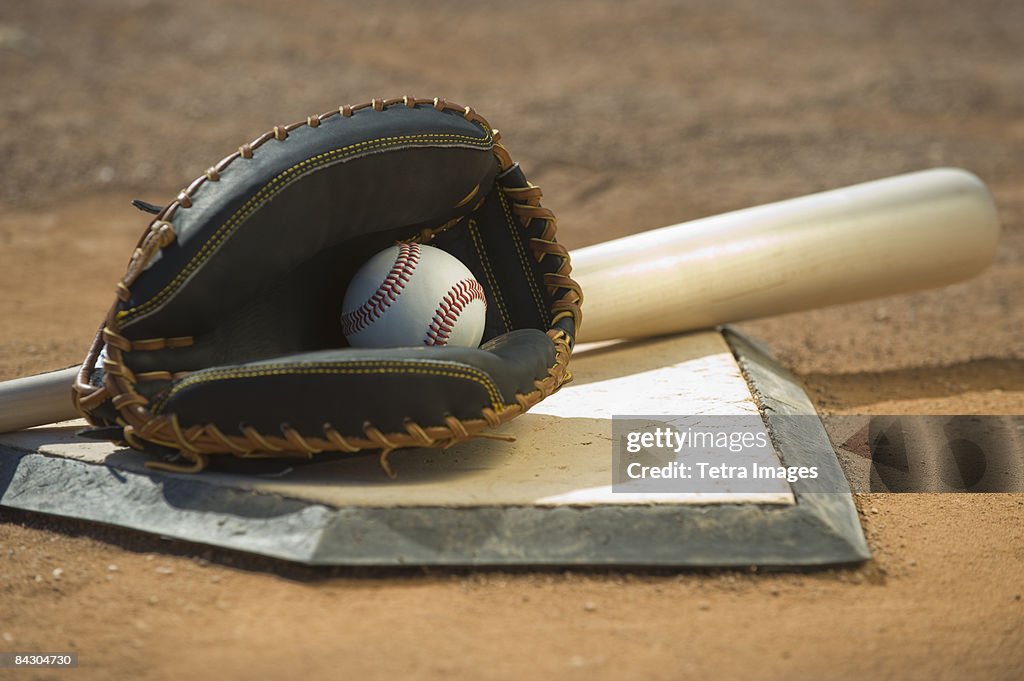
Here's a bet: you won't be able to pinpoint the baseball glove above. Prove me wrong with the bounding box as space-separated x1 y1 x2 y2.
72 96 582 474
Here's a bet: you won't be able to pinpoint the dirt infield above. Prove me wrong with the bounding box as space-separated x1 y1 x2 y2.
1 1 1022 679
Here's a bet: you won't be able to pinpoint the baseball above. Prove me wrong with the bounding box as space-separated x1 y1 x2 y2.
341 243 488 348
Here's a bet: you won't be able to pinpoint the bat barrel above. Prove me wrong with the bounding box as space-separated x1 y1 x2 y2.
570 168 1001 344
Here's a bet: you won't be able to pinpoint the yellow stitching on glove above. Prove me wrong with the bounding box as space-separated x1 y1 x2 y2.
497 190 549 325
119 128 493 325
468 218 512 332
152 362 506 414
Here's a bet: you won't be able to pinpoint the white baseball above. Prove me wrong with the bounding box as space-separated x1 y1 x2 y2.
341 243 488 348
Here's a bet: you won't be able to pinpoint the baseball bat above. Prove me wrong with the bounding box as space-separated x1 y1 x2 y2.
571 167 1000 343
0 366 82 433
0 168 1001 433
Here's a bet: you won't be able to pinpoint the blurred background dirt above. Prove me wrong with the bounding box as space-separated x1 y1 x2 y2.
1 1 1022 679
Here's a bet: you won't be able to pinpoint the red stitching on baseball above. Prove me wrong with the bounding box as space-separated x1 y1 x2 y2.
424 279 487 346
342 243 421 337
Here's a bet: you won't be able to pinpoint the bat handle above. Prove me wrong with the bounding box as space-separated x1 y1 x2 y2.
0 366 82 433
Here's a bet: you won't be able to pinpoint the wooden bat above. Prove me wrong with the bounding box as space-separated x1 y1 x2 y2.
571 167 1000 343
0 168 1001 433
0 366 83 434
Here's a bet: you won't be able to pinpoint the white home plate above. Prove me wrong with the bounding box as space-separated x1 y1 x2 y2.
0 329 866 566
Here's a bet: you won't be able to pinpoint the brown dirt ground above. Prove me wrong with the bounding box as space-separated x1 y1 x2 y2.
1 1 1022 679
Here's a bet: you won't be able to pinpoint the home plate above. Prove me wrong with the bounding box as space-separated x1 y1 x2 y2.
0 329 868 567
